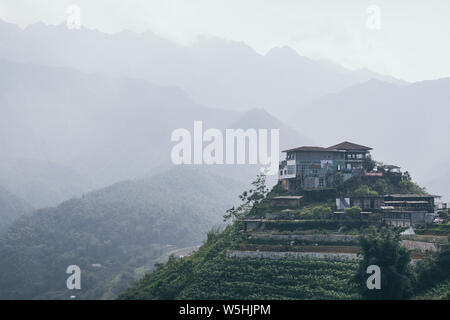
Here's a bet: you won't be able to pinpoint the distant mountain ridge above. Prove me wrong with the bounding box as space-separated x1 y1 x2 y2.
0 19 406 116
0 158 91 208
0 186 31 234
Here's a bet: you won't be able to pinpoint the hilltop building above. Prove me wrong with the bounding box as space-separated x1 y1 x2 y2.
279 141 372 191
336 194 439 227
436 202 450 211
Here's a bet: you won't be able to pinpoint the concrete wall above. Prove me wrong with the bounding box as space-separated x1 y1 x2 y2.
401 240 438 252
270 198 301 208
250 234 358 243
384 219 411 227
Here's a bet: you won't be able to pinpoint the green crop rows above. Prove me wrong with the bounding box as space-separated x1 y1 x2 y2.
178 257 360 300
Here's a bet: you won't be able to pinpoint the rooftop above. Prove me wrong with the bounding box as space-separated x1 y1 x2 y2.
283 141 372 153
342 194 440 200
381 165 401 169
271 196 304 200
328 141 372 151
283 146 330 152
386 194 441 198
384 201 430 204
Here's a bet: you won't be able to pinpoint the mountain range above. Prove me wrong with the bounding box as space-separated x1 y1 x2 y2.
0 19 406 115
0 57 310 206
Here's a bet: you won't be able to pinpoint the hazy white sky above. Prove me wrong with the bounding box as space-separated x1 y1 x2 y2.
1 0 449 82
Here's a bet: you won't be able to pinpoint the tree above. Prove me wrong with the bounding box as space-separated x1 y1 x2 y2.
363 155 376 172
373 179 393 195
204 226 223 244
333 172 344 188
344 206 362 219
223 173 269 221
352 184 378 196
353 227 415 299
438 210 449 220
312 206 333 219
416 246 450 292
403 171 412 181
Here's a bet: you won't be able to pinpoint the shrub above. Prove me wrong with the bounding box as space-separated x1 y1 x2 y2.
416 246 450 292
352 185 378 196
344 206 362 219
354 227 415 300
312 206 333 219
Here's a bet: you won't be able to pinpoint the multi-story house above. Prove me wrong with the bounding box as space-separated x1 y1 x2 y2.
278 141 372 191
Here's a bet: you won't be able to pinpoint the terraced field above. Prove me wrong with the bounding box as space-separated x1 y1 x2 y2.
177 257 360 300
236 244 360 253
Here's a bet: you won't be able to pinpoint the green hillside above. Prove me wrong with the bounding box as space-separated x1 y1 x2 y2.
120 221 450 301
119 224 360 300
120 172 450 300
177 258 358 300
0 167 244 299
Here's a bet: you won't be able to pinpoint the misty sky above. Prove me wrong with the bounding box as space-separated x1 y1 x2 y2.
1 0 449 82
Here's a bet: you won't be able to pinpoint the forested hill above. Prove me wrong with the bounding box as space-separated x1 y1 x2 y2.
0 167 244 300
119 171 450 300
0 186 31 234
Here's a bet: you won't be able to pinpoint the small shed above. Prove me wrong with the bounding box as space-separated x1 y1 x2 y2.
270 196 303 208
